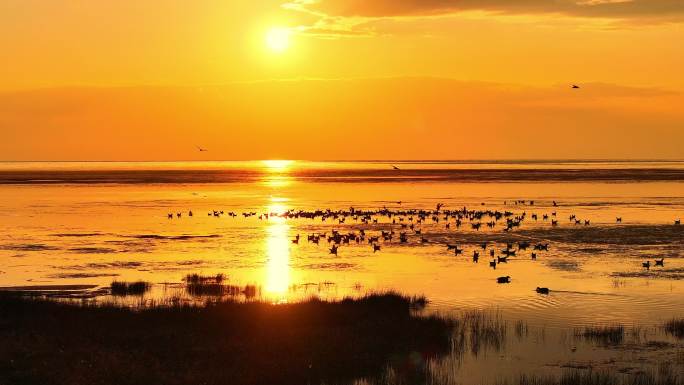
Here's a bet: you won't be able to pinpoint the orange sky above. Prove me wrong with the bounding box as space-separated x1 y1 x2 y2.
1 0 683 160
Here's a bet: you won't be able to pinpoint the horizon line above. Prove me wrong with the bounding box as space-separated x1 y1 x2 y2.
1 158 684 163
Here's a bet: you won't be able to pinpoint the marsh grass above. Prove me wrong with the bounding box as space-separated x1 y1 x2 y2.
515 320 529 339
467 311 507 353
500 366 681 385
110 280 151 296
0 291 454 385
185 282 258 298
664 319 684 339
450 311 507 357
184 273 236 297
575 325 625 345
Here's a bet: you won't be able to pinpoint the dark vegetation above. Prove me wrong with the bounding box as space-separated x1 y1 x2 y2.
499 367 682 385
110 280 151 296
0 292 454 385
664 318 684 339
183 273 257 297
575 325 625 345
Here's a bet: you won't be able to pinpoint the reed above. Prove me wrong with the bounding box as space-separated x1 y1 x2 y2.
110 280 150 296
664 318 684 339
0 291 454 385
575 325 625 345
500 367 681 385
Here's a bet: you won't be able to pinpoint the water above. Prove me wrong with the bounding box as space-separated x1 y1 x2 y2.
1 160 683 383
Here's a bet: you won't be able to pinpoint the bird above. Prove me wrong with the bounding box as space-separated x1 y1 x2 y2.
489 260 497 269
655 258 664 266
436 203 444 211
373 244 381 253
536 287 550 295
392 165 400 170
616 217 622 223
497 276 511 284
196 146 208 152
572 84 580 89
642 261 651 269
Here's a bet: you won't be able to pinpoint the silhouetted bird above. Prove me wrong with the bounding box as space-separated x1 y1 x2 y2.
536 287 550 295
572 85 580 89
196 146 208 152
392 165 400 170
497 276 511 284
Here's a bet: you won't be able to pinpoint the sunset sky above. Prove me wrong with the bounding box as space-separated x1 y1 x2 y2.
1 0 683 160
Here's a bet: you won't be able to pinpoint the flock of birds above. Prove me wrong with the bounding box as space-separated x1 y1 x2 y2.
166 201 681 295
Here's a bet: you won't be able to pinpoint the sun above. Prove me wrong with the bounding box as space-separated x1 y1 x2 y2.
265 27 290 53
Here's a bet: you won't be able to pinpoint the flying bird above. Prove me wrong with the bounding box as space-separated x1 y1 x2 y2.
196 146 208 152
571 84 580 89
392 165 400 170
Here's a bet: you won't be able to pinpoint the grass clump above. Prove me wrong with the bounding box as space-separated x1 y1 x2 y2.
185 273 225 284
664 318 684 339
184 273 228 297
575 325 625 345
110 281 151 296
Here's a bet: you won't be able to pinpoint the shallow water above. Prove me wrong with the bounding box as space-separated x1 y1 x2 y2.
1 160 683 383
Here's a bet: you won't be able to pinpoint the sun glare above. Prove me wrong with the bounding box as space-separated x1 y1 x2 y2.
265 27 290 53
262 159 294 171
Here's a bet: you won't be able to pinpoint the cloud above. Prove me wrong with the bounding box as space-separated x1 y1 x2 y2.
288 0 684 20
283 0 684 36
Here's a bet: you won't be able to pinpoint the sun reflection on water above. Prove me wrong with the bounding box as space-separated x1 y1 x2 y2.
261 160 294 187
264 202 290 303
263 175 292 188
